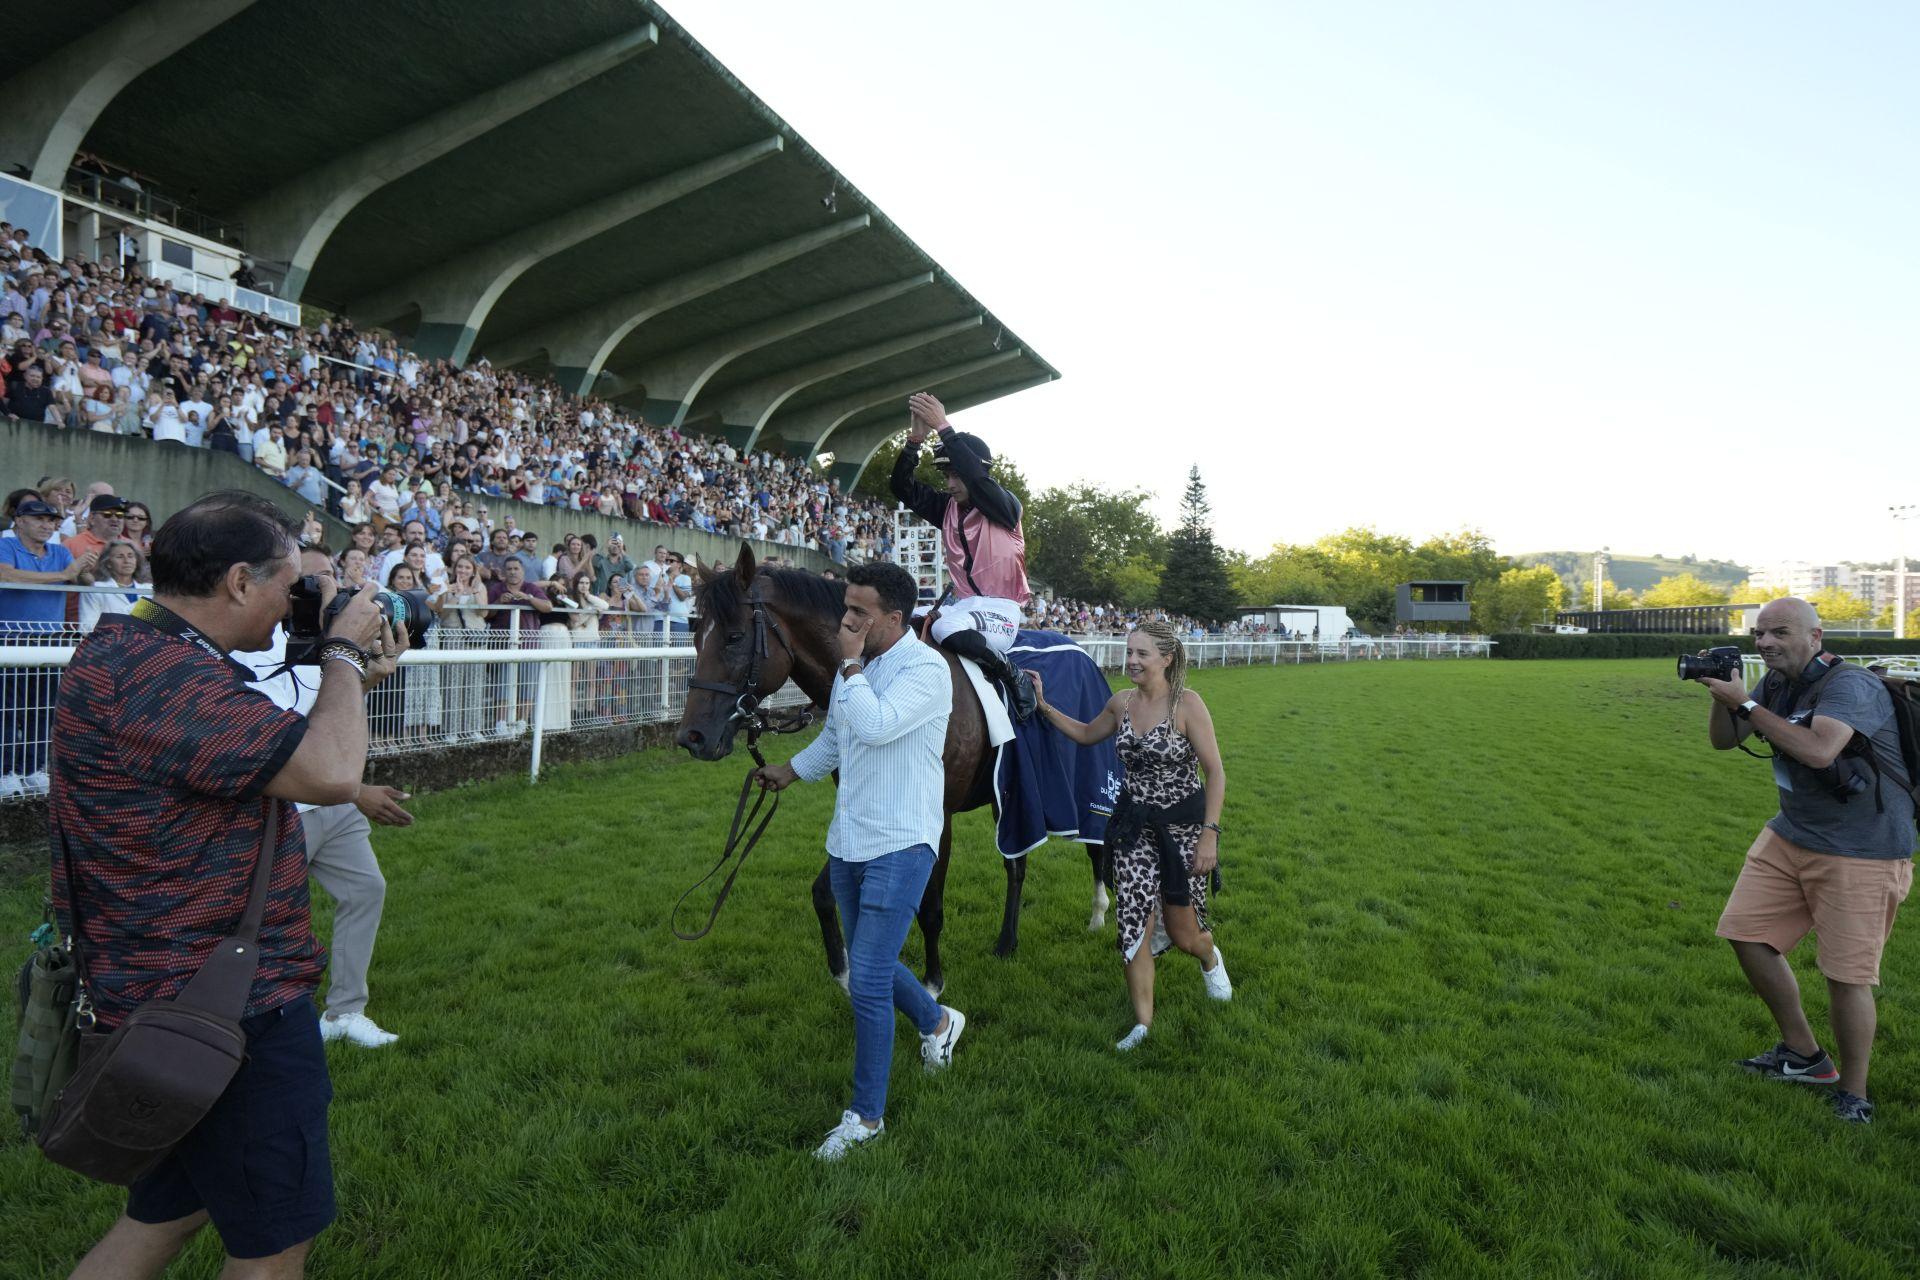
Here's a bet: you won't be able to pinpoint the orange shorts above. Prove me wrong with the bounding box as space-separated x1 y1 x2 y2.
1716 827 1912 986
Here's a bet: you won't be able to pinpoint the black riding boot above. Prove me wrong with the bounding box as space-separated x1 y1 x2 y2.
940 629 1038 721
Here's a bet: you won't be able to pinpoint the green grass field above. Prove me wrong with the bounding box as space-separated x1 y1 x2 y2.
5 660 1919 1278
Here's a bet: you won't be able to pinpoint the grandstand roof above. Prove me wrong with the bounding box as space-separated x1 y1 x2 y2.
17 0 1056 477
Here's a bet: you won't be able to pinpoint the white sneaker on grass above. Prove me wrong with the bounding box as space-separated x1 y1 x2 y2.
814 1110 883 1161
921 1005 966 1073
23 770 50 796
1202 946 1233 1001
1116 1023 1149 1052
321 1011 399 1048
0 774 23 801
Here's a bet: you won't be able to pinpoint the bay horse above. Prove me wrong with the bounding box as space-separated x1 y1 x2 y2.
673 542 1109 997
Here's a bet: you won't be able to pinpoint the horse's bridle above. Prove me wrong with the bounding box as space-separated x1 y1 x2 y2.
675 582 814 941
685 582 813 758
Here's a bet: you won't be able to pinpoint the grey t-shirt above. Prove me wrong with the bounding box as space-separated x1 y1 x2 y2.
1759 662 1915 860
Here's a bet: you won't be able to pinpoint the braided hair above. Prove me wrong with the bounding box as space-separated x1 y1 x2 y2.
1131 618 1189 717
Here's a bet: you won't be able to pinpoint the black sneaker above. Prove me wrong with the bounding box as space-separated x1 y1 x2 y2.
1738 1041 1839 1085
1830 1090 1873 1124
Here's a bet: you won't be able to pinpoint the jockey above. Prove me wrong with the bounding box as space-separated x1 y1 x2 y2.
891 391 1039 719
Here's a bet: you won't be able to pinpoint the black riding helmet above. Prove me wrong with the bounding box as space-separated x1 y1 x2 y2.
930 431 992 469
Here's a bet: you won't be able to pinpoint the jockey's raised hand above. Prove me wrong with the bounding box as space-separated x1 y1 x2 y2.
908 391 950 433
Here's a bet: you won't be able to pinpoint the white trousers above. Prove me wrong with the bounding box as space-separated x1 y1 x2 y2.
928 595 1023 655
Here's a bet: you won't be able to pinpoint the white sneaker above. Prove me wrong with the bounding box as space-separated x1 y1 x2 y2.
1203 946 1233 1001
0 775 23 802
320 1011 399 1048
814 1109 883 1161
23 771 50 796
920 1005 966 1073
1116 1023 1150 1052
494 720 514 738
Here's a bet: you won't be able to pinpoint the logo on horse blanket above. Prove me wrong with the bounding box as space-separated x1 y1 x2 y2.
992 632 1121 857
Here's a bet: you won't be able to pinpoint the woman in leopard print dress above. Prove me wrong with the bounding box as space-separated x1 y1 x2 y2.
1028 620 1230 1051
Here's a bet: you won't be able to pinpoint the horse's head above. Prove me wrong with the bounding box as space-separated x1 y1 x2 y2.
676 542 800 761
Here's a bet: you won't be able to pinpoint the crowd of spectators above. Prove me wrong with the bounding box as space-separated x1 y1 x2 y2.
1025 596 1249 639
0 222 900 565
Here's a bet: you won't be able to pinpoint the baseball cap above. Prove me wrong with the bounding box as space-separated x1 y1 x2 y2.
15 498 59 517
87 495 129 514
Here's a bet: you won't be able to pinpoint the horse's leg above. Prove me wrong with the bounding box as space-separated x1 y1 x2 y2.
993 850 1027 959
916 820 953 1000
812 860 849 993
1087 841 1111 931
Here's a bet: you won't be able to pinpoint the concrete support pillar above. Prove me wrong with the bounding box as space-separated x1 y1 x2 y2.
717 315 982 452
826 373 1055 490
0 0 256 183
481 215 872 396
603 272 934 425
349 136 783 363
245 25 658 301
766 349 1024 459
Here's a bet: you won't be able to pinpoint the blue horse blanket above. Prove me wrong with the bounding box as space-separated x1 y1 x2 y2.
991 631 1122 857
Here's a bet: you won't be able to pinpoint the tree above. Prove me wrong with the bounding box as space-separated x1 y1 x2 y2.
1471 565 1567 632
1641 572 1729 607
1157 466 1238 624
1025 483 1164 603
1807 586 1872 623
1232 545 1338 608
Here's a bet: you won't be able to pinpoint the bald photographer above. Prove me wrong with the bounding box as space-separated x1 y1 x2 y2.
1692 596 1915 1125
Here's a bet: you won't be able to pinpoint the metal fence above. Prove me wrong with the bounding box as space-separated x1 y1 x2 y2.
1 583 1494 802
1740 654 1920 686
1076 635 1496 667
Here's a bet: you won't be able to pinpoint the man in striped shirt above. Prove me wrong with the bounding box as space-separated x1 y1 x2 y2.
753 561 966 1160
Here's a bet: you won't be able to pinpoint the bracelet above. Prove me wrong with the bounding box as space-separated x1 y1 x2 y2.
317 642 368 679
1202 822 1223 834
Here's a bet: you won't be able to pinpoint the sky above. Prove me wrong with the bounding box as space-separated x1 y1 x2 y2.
677 1 1920 568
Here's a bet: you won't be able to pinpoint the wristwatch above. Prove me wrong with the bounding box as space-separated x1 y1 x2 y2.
1732 699 1758 720
840 659 864 678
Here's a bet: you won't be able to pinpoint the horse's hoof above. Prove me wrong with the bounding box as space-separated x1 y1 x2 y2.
991 939 1017 959
1087 913 1107 932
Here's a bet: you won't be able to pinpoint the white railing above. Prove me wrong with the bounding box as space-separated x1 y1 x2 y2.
1072 635 1496 668
1741 654 1920 686
146 259 303 326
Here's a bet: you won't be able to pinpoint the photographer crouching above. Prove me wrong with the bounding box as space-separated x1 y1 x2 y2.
1691 596 1915 1125
51 491 405 1275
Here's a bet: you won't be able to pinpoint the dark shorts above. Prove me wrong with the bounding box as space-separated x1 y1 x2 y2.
126 997 335 1259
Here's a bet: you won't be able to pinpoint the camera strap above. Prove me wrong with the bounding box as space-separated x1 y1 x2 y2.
126 599 257 684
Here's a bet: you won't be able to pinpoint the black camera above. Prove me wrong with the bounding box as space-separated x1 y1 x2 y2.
287 575 433 650
1677 645 1743 682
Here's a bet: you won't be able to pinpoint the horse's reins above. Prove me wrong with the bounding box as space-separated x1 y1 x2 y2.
674 585 815 940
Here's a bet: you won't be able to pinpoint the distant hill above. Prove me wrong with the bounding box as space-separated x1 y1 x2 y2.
1512 551 1750 595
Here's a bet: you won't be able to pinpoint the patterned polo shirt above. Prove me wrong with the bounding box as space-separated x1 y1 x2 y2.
50 610 325 1028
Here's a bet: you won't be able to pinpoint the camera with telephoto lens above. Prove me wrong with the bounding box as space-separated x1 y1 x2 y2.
286 576 432 650
1677 645 1743 683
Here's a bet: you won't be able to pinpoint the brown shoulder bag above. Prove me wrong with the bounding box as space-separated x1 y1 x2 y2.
37 799 283 1185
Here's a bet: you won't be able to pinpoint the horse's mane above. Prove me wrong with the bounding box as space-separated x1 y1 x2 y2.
696 564 847 625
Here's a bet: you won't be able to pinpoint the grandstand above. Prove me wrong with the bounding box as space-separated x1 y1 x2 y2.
1 0 1057 493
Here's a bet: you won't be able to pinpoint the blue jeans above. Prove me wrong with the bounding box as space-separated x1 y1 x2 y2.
829 845 942 1121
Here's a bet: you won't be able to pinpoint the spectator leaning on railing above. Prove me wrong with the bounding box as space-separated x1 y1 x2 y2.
0 498 96 797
